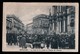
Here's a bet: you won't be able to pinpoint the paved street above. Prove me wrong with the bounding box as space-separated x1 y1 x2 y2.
5 43 53 51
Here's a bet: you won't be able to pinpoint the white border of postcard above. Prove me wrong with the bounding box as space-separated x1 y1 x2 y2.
2 2 79 52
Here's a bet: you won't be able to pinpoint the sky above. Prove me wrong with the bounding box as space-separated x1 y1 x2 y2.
3 3 53 25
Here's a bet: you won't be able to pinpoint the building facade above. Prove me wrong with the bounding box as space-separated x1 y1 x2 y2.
6 14 25 35
26 6 75 36
49 6 75 35
26 23 33 34
32 14 49 35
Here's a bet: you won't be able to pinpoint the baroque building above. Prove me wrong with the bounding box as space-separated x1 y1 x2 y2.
49 6 75 35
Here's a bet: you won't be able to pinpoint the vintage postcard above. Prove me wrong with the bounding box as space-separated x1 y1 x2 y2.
2 2 79 52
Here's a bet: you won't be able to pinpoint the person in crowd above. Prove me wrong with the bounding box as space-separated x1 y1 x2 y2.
6 31 13 45
16 34 19 45
20 35 26 49
51 37 58 49
58 36 62 49
10 33 14 45
65 35 69 48
51 33 58 49
16 35 18 45
13 33 17 45
19 34 22 47
56 34 60 49
46 36 50 49
69 34 75 49
61 34 66 49
7 33 12 45
51 36 54 49
8 33 12 45
6 33 9 45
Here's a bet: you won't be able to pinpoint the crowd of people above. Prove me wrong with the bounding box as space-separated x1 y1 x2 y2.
6 33 75 49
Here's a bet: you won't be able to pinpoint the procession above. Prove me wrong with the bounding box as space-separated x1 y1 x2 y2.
6 32 75 49
5 4 75 51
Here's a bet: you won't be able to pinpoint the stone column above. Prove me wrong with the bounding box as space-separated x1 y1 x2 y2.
64 20 65 32
59 18 62 33
54 21 56 33
63 17 66 32
60 21 61 33
57 21 59 34
58 18 60 33
67 15 71 33
49 24 51 35
52 22 54 31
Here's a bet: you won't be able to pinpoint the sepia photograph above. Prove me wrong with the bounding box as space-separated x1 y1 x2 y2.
2 2 79 52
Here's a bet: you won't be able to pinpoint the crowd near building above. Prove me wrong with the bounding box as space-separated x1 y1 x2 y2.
26 6 75 49
6 14 25 45
6 6 75 49
26 6 75 36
